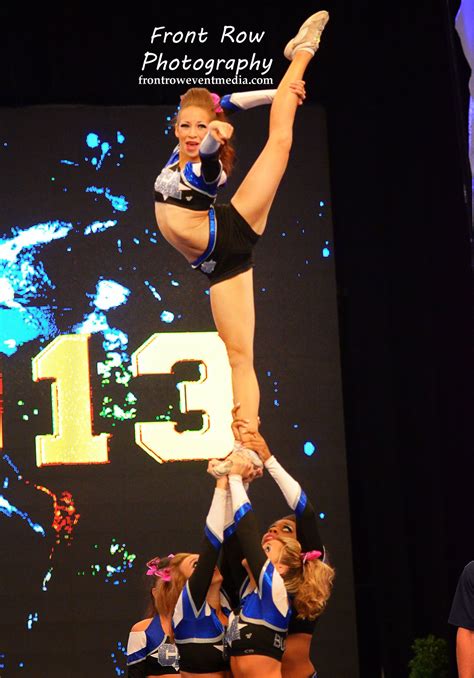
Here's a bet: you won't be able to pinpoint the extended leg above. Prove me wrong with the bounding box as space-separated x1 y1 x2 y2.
231 12 328 235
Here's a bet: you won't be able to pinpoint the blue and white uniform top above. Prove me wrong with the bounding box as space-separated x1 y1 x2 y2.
126 614 180 676
154 89 276 211
236 561 291 633
172 486 231 674
263 455 325 637
154 141 227 211
227 473 291 632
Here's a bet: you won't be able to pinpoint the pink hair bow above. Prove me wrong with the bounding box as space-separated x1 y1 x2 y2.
146 554 175 581
210 92 223 113
301 550 322 564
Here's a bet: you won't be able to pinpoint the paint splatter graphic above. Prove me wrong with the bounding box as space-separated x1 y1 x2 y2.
77 538 136 585
0 130 129 357
34 487 80 551
1 452 80 588
111 640 127 676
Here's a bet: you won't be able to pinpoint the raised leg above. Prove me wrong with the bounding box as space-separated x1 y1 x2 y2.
230 50 313 235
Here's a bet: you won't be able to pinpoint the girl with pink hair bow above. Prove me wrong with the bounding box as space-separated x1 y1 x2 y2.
154 11 330 453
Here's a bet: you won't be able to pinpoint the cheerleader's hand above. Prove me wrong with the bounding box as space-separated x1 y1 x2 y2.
231 403 260 441
289 80 306 105
241 431 272 463
208 120 234 144
228 452 253 478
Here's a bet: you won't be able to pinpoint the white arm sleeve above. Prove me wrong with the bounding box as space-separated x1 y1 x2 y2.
264 455 302 510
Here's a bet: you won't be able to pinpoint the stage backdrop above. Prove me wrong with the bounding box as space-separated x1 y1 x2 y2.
0 104 358 676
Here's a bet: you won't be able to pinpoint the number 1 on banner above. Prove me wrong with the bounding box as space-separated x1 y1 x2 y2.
33 334 110 466
132 332 234 463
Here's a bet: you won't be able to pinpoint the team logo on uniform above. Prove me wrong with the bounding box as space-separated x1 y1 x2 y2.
225 616 242 644
273 633 285 651
200 259 216 274
154 169 182 201
153 643 180 670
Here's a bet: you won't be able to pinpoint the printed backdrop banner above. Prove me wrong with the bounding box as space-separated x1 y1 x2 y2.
0 104 357 676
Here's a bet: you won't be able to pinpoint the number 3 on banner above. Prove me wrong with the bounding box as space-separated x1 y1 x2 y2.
33 335 110 466
132 332 233 463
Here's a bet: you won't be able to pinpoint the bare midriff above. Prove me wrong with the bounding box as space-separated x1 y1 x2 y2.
281 633 315 678
155 202 210 263
230 654 282 678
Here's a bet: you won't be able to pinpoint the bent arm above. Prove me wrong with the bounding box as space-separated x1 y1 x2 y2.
264 455 324 555
220 488 247 608
198 133 223 183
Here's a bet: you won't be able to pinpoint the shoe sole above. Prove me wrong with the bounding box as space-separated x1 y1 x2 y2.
284 10 329 60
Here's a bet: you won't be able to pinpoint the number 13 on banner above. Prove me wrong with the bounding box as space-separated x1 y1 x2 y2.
32 332 234 466
132 332 233 463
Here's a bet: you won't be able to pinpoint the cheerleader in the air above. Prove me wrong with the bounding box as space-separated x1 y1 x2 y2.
154 11 329 448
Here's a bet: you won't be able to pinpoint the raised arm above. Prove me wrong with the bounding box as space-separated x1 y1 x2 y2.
228 458 267 584
219 485 247 608
239 428 324 554
185 480 226 612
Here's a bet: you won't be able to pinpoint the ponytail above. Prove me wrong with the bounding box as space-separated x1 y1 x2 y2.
277 537 335 620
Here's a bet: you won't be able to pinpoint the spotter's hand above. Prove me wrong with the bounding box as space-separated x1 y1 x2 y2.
289 80 306 105
228 452 253 478
231 403 261 441
241 431 272 463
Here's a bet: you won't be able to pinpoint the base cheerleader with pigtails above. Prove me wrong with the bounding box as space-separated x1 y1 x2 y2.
154 10 330 453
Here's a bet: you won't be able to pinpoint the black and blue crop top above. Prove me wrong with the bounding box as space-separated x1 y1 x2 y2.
154 88 277 211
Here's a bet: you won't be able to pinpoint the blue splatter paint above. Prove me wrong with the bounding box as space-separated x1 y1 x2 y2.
84 219 117 236
304 441 316 456
0 495 45 536
42 568 53 592
322 247 330 258
117 131 125 144
111 640 127 676
145 280 162 301
319 512 326 520
160 310 175 323
86 133 100 149
86 186 129 212
92 280 130 311
27 612 39 631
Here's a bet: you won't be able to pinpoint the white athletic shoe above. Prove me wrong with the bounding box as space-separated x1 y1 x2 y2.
208 442 263 479
284 10 329 60
208 458 233 479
